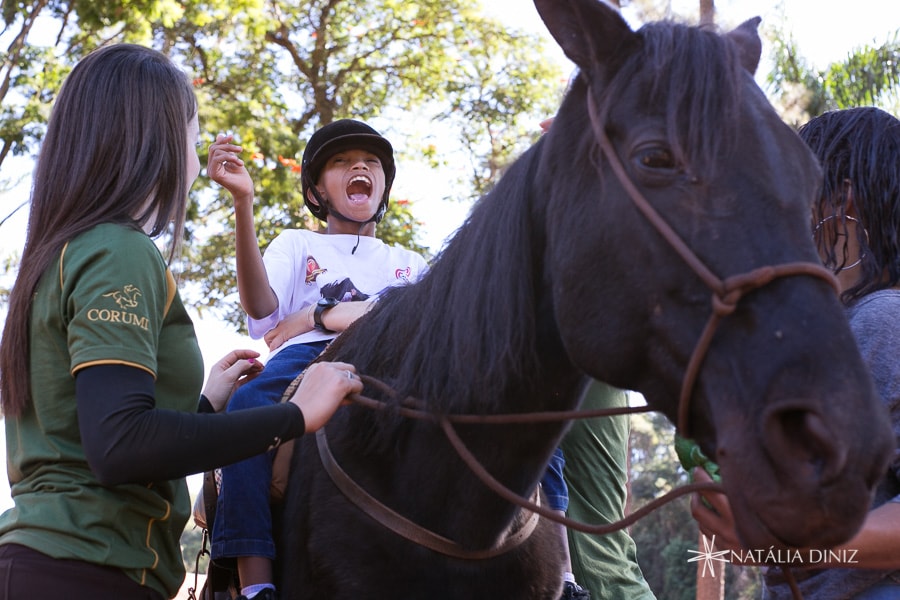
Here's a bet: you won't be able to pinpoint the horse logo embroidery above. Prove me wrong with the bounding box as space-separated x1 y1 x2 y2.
103 284 142 309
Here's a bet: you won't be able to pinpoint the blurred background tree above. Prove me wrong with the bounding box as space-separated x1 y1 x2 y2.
0 0 564 322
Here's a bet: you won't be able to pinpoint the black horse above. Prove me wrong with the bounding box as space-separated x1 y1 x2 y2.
276 0 894 597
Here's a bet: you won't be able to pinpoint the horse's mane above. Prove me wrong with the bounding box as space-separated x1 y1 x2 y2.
326 141 549 419
325 18 750 430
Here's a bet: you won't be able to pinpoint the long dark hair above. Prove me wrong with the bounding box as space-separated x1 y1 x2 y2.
802 107 900 304
0 44 197 416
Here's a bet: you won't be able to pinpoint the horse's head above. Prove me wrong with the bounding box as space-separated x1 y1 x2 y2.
535 0 893 551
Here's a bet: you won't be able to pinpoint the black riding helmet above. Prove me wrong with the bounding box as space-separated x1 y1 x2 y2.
301 119 396 224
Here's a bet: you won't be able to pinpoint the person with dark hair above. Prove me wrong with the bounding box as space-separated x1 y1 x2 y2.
692 106 900 599
0 44 362 600
206 119 428 599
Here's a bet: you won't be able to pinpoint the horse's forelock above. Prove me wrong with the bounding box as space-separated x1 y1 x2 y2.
592 21 745 174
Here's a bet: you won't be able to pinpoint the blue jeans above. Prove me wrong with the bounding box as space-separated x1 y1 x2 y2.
853 580 900 599
542 447 569 512
210 341 328 561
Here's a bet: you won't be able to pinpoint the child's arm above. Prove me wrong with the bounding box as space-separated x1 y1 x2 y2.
263 300 376 351
312 300 375 334
208 134 278 319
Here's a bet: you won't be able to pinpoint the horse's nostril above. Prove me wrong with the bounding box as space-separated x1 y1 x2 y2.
765 407 848 484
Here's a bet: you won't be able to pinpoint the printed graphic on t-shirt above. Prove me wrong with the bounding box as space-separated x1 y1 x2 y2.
312 259 418 304
321 278 369 302
305 255 327 285
395 267 412 283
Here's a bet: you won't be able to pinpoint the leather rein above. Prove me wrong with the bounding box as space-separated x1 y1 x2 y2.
314 91 837 582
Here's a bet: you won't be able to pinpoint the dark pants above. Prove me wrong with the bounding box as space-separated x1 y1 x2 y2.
0 543 164 600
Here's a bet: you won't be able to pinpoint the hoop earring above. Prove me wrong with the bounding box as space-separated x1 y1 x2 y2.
813 215 870 270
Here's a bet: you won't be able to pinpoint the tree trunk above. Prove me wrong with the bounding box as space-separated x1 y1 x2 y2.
699 0 715 26
696 532 725 600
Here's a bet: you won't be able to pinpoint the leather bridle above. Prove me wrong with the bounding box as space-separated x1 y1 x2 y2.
584 92 840 437
315 91 834 594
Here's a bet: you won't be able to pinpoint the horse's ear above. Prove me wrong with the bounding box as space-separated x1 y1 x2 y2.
534 0 638 71
725 17 762 74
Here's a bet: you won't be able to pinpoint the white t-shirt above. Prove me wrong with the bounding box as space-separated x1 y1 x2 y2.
249 228 428 355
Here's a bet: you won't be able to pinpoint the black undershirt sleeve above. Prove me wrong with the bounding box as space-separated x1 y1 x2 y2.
76 364 305 486
198 394 215 414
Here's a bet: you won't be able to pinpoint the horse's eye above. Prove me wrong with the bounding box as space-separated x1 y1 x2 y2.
637 147 676 170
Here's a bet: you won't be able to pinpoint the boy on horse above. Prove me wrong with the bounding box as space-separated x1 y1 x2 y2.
207 119 429 600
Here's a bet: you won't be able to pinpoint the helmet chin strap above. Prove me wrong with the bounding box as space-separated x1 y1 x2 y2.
312 188 381 254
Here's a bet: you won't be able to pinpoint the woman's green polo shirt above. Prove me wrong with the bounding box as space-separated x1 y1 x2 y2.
0 223 204 598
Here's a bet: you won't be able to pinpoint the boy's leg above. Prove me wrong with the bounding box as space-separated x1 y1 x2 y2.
542 448 591 598
561 380 656 600
210 342 327 596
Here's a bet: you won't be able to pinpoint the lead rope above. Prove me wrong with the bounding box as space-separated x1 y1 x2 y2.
784 568 803 599
349 375 725 536
347 375 802 598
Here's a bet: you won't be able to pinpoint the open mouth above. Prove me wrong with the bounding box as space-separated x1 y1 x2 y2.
347 175 373 203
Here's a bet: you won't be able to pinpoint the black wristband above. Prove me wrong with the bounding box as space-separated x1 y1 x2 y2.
314 297 340 331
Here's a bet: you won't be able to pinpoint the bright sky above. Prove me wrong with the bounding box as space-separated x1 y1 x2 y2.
0 0 898 507
485 0 900 73
409 0 900 250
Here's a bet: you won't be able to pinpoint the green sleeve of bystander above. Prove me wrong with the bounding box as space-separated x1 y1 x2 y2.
561 381 657 600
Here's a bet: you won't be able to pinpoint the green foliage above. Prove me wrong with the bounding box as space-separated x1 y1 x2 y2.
0 0 562 324
726 566 762 600
674 434 720 482
823 36 900 110
766 25 900 126
0 253 15 304
628 413 700 596
661 537 698 600
431 13 564 199
0 45 61 158
164 0 561 320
